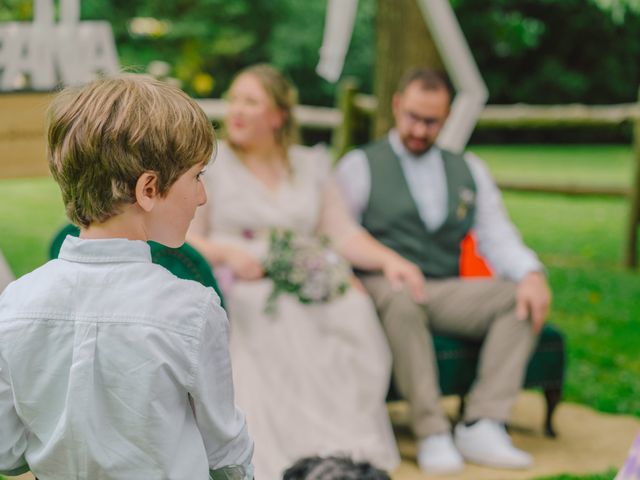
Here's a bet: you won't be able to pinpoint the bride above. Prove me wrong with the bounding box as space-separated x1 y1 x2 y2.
188 64 425 479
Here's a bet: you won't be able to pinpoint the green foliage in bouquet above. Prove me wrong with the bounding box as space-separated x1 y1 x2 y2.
263 229 351 314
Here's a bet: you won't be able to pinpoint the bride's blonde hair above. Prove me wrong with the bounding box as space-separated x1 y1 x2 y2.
230 64 300 155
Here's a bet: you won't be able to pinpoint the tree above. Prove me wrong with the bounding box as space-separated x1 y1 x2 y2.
373 0 441 138
79 0 279 97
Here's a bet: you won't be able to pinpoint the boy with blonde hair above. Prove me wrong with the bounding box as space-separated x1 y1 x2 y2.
0 74 254 479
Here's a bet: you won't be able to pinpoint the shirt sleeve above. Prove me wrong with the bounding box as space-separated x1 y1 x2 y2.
334 148 371 222
189 293 254 477
0 354 29 476
465 152 543 281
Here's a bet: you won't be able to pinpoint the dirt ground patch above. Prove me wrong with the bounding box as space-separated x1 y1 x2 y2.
390 391 639 480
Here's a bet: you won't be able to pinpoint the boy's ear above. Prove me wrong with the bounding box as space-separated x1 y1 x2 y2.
135 172 159 212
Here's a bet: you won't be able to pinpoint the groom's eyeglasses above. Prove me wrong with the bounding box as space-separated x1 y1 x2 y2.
402 111 445 130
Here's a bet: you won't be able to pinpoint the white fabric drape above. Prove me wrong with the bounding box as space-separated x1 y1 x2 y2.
316 0 359 83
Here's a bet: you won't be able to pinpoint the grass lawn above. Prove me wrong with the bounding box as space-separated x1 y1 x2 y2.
0 177 66 277
474 144 640 417
0 144 637 480
470 144 633 188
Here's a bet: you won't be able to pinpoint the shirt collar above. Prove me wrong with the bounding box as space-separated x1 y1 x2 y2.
388 129 441 163
58 235 152 264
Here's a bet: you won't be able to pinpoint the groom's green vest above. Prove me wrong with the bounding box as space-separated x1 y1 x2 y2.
361 138 476 278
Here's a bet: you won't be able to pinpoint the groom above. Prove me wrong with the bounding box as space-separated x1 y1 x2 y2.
336 68 551 474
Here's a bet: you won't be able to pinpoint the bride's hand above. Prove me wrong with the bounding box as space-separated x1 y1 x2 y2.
224 246 264 280
382 254 426 304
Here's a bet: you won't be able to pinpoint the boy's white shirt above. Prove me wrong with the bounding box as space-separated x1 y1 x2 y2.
0 236 253 479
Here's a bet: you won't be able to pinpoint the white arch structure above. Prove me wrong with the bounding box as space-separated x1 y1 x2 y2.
317 0 488 153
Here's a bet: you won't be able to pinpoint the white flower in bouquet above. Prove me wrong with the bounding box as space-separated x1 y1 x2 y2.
263 229 351 314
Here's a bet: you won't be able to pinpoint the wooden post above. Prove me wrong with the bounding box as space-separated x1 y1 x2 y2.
0 92 52 179
624 92 640 269
332 77 359 161
374 0 442 139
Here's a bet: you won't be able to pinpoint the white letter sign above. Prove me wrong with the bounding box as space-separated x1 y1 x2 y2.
0 0 119 91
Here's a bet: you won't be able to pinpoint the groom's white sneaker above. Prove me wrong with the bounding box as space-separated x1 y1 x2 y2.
454 419 533 469
417 432 464 474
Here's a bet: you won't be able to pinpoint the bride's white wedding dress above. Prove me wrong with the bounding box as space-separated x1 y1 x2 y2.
192 142 400 479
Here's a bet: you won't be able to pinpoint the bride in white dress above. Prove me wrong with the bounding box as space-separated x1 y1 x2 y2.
188 64 425 479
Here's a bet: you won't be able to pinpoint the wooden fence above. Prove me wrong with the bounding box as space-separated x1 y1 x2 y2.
2 88 639 268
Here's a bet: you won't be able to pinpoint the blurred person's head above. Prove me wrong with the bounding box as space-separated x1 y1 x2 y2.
392 68 452 156
226 64 299 155
282 456 391 480
47 74 215 246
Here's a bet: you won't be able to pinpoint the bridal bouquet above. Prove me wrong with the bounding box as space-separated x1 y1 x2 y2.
263 229 351 314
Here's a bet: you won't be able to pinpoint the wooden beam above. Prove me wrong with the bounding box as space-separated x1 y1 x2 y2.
0 92 52 179
200 98 640 130
625 94 640 268
350 95 640 127
497 181 629 197
332 78 359 160
197 99 343 130
479 103 640 128
353 93 378 116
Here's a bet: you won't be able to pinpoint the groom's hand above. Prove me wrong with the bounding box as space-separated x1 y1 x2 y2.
382 255 426 304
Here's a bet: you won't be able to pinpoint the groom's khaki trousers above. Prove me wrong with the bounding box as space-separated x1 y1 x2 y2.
361 274 537 439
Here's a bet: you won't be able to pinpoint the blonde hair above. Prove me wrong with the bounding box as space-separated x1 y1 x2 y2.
47 74 215 228
231 64 299 153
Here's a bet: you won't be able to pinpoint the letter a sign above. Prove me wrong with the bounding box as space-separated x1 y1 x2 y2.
0 0 119 91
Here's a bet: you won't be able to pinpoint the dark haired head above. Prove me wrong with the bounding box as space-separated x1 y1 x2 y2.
396 67 452 99
282 456 391 480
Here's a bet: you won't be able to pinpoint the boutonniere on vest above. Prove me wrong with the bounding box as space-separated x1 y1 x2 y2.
456 187 475 220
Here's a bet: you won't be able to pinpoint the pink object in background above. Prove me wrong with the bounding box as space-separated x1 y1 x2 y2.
616 433 640 480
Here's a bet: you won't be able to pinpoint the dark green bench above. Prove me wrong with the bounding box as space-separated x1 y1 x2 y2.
50 224 565 437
